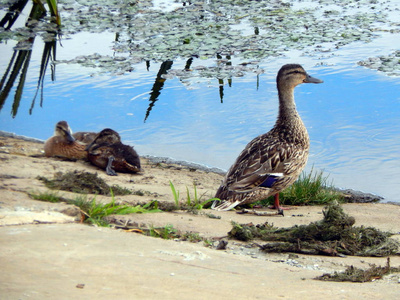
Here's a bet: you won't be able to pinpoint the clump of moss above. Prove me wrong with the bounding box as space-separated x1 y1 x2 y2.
316 258 400 282
37 171 132 196
229 222 277 242
229 202 400 257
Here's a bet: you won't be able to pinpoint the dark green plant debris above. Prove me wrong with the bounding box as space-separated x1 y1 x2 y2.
37 171 132 195
315 258 400 282
229 202 400 256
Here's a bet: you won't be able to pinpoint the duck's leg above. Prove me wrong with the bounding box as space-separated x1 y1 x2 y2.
273 193 280 209
106 156 117 176
270 193 291 211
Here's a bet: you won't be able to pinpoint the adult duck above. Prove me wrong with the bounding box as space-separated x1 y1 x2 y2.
85 128 141 176
44 121 87 160
212 64 323 212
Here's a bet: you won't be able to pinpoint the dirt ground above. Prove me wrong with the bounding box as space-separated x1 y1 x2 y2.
1 133 400 299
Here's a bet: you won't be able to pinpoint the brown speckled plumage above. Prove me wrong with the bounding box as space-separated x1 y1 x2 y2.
213 64 323 211
86 128 141 176
73 131 97 145
44 121 87 160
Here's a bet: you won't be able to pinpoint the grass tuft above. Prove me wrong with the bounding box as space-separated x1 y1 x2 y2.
280 168 343 205
169 181 219 211
29 190 63 203
252 168 343 207
169 180 180 209
149 224 178 239
29 189 161 227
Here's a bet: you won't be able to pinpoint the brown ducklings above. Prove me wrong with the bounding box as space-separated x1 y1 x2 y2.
85 128 141 176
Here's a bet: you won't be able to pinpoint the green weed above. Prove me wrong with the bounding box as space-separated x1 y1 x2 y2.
149 224 178 239
146 225 209 244
75 191 161 227
169 180 180 209
29 190 63 203
29 189 161 227
185 183 219 210
182 232 203 243
169 181 219 211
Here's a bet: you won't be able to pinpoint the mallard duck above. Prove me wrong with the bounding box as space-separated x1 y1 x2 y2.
212 64 323 211
44 121 87 160
85 128 141 176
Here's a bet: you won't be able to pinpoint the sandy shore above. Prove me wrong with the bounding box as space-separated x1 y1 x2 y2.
1 133 400 299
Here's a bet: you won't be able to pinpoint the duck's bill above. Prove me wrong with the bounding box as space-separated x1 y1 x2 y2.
64 130 75 143
304 74 323 84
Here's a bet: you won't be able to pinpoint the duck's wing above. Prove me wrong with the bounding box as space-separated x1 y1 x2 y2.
220 134 295 194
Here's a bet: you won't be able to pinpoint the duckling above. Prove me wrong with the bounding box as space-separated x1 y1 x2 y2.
44 121 87 160
72 131 97 145
212 64 323 212
86 128 141 176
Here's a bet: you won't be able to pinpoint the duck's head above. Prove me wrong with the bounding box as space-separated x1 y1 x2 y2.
277 64 323 89
54 121 75 143
94 128 121 144
85 128 121 150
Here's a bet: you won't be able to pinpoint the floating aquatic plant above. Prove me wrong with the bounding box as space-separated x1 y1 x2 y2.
358 50 400 76
2 0 396 75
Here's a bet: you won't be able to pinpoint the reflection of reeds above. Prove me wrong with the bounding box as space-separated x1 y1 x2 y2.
30 39 57 114
0 47 33 117
144 60 173 122
0 0 29 30
0 0 59 117
217 54 233 103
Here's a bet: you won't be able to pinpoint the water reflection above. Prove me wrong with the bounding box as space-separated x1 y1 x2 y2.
0 0 58 117
0 0 28 30
145 60 173 122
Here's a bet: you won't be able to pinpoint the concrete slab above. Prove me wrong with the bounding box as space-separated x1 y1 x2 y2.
1 223 400 299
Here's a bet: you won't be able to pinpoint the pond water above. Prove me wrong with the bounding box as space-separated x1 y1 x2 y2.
0 0 399 203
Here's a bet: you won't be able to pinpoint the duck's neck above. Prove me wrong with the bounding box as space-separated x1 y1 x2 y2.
277 87 299 123
274 86 309 145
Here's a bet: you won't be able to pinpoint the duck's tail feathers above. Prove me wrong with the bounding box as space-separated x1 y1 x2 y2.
211 199 241 211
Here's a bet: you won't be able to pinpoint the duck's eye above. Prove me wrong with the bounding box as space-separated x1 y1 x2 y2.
287 70 302 76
